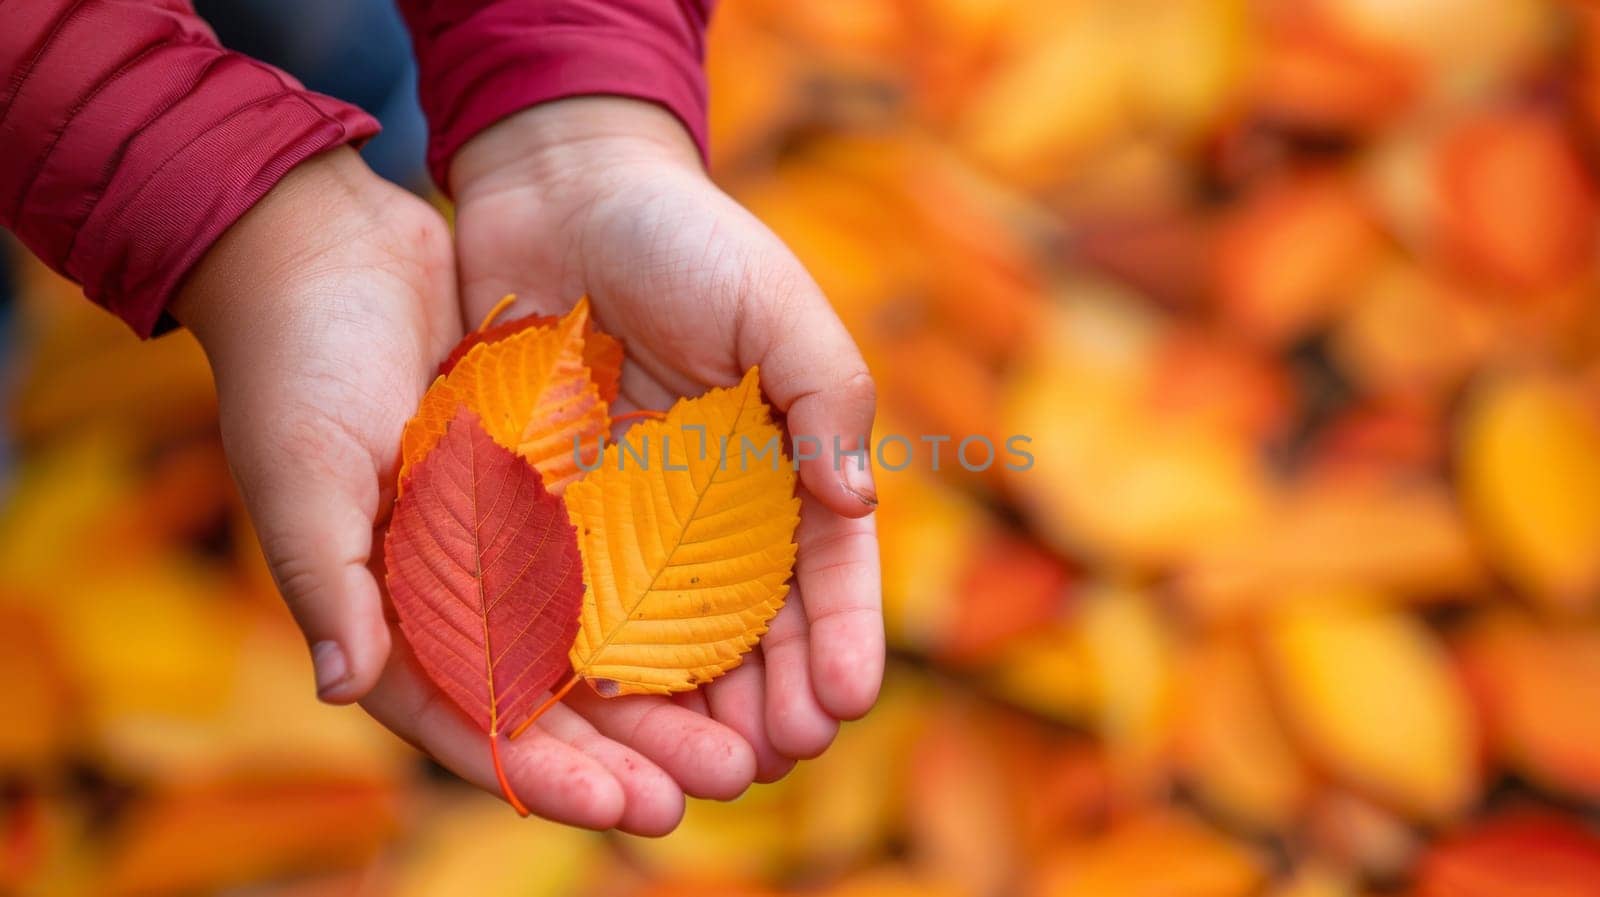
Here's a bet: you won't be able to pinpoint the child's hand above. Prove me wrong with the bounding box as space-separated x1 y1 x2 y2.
172 148 747 834
451 98 885 782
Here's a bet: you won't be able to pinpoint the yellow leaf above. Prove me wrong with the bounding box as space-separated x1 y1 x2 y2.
53 559 244 738
1002 294 1268 568
624 781 796 881
874 462 981 654
566 368 800 696
1460 371 1600 613
982 622 1096 724
958 4 1128 186
395 793 604 897
1079 585 1176 793
0 428 144 594
790 679 925 871
1264 596 1477 821
11 257 217 445
185 608 409 781
1176 476 1484 622
1123 0 1249 138
400 299 608 493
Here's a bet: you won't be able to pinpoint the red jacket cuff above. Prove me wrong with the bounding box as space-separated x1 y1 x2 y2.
400 1 711 193
1 2 379 338
85 81 379 338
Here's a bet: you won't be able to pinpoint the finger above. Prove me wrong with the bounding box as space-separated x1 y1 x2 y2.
672 689 711 716
762 597 838 760
739 267 878 518
231 423 390 704
362 651 625 828
533 703 685 836
796 492 884 720
704 652 794 784
616 363 680 417
565 688 757 800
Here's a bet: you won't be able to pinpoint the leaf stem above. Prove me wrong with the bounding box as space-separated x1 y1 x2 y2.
610 409 668 426
478 294 517 331
489 731 530 817
509 672 581 740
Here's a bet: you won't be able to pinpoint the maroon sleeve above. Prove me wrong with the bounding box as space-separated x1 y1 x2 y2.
0 1 379 338
397 0 713 192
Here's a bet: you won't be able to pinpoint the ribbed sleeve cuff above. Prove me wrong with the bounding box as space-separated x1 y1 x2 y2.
404 3 710 193
74 71 380 337
0 2 379 338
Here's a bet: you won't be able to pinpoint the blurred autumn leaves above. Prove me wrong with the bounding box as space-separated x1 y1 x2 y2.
4 0 1600 894
710 0 1600 893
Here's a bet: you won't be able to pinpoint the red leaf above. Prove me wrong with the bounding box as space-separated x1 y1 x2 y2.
383 408 584 814
1416 813 1600 897
436 316 534 376
438 308 624 404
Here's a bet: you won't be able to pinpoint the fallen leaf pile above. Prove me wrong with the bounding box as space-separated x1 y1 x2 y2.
388 300 799 812
4 0 1600 894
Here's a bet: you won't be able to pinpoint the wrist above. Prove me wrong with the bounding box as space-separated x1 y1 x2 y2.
170 148 395 350
449 97 703 203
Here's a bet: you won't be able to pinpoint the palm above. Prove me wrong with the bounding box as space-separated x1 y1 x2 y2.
187 171 739 834
453 108 885 788
460 160 766 411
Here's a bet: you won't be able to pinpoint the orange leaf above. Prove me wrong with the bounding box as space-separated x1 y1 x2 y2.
1213 171 1381 346
1174 637 1309 830
401 300 610 494
439 296 624 404
1434 108 1599 292
939 529 1071 666
98 780 399 897
904 705 1021 897
384 409 585 814
1251 5 1418 133
1458 613 1600 800
0 608 71 771
1032 811 1266 897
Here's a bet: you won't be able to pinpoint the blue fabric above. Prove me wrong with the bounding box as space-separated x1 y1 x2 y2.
194 0 430 189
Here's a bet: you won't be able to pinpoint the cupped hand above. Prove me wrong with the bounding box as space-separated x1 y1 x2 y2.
451 98 885 784
172 147 752 835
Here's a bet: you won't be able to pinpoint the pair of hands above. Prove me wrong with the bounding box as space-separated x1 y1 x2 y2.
170 98 882 834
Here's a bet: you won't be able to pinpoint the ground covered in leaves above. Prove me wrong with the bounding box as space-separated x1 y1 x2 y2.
4 0 1600 895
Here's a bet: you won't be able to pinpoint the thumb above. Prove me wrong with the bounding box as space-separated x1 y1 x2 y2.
228 420 393 704
742 274 879 519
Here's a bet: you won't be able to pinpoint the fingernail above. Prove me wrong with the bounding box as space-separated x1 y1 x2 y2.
841 458 877 508
312 640 350 700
